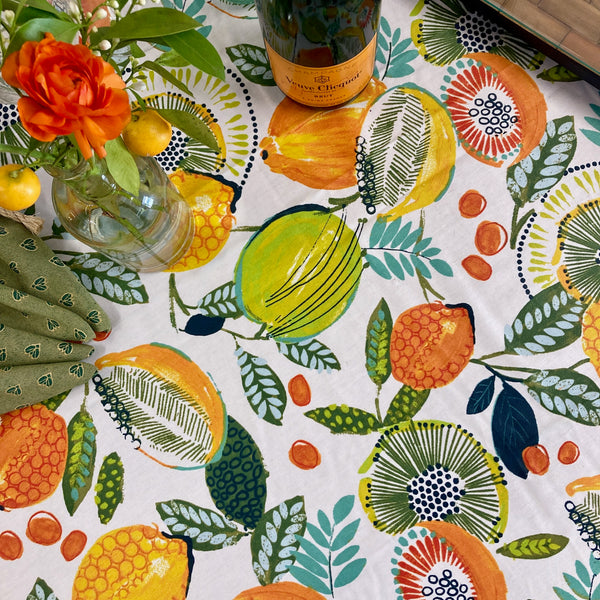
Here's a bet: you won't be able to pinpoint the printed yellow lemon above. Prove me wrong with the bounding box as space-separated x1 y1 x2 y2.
122 109 172 156
72 523 191 599
0 164 41 211
167 169 238 271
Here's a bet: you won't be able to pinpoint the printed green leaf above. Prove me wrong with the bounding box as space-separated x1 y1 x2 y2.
226 44 276 86
507 116 577 207
65 254 149 305
537 65 581 82
234 345 287 425
277 339 341 373
156 499 246 550
251 496 307 585
26 578 57 600
496 533 569 559
105 138 140 196
304 404 381 434
365 298 392 388
95 452 124 525
198 281 243 318
525 368 600 425
63 405 97 516
383 385 430 426
504 282 587 355
205 415 267 530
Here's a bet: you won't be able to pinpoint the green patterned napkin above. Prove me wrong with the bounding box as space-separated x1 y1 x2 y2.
0 215 111 412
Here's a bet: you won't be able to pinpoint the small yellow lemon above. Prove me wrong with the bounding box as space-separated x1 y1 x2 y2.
0 164 41 211
122 109 172 156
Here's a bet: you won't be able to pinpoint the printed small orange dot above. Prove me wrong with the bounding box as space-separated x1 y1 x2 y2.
288 374 311 406
458 190 487 218
61 530 88 562
558 441 580 465
522 444 550 475
26 511 62 545
289 440 321 470
0 531 23 561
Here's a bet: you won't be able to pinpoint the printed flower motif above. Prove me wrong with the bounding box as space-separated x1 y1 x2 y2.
411 0 543 69
359 420 508 543
1 33 131 159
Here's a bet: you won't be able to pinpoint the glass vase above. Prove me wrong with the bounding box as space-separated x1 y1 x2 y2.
46 151 194 272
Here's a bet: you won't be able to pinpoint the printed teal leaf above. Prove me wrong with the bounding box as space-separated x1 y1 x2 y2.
26 578 57 600
365 253 393 279
251 496 307 585
63 405 97 516
331 519 360 551
277 338 341 372
66 254 149 305
467 376 496 415
373 17 418 80
226 44 275 86
365 298 392 388
576 560 592 587
304 404 381 435
292 551 329 578
564 572 589 598
582 128 600 147
491 382 539 479
333 495 354 524
234 344 287 425
525 368 600 425
296 536 329 565
591 554 600 575
332 544 360 566
156 499 245 550
506 116 577 207
496 533 569 559
554 588 581 600
307 522 330 548
382 385 430 425
95 452 124 525
317 510 332 537
198 281 243 318
205 415 267 530
368 216 388 246
333 557 367 588
504 282 587 355
287 565 332 595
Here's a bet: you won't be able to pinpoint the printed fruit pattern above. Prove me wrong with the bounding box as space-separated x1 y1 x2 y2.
582 302 600 378
233 581 327 599
389 302 475 390
72 524 191 599
259 78 386 190
168 169 238 271
0 404 67 509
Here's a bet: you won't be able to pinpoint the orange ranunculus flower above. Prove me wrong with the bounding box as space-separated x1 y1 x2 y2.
1 33 130 159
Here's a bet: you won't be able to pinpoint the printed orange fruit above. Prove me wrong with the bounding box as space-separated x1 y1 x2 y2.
0 404 68 509
0 530 23 560
26 510 62 545
122 109 172 156
582 302 600 378
72 523 191 599
233 581 327 599
522 444 550 475
390 302 475 390
259 78 386 190
167 169 238 271
0 164 41 210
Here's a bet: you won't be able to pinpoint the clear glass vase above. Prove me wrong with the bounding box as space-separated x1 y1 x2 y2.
46 150 194 272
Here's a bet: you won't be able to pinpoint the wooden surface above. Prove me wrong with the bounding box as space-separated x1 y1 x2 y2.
468 0 600 87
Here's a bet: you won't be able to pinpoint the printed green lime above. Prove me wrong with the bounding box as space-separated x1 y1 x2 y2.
234 206 363 341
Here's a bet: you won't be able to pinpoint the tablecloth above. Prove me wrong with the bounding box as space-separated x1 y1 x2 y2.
2 0 600 598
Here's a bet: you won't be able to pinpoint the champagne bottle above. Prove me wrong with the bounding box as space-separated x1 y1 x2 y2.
256 0 382 107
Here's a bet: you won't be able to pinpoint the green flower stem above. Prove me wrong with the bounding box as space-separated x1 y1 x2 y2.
328 191 361 212
0 143 57 163
222 328 269 342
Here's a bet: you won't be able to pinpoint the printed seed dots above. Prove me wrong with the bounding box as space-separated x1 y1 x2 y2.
407 465 465 521
468 92 517 136
455 12 502 53
421 568 474 600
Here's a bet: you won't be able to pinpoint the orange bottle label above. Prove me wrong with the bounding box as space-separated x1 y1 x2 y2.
265 36 378 107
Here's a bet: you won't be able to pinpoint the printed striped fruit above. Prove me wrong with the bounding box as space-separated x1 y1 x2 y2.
0 404 67 509
356 83 456 218
233 581 327 599
168 170 238 271
235 206 363 341
259 78 386 190
390 303 475 390
96 343 227 469
582 302 600 378
72 524 191 599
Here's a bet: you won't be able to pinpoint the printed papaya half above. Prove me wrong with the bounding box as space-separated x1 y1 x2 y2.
95 343 227 469
234 206 363 342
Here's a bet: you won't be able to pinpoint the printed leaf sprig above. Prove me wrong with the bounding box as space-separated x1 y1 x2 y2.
226 44 275 86
581 94 600 147
554 553 600 600
507 116 577 248
365 215 452 282
290 495 366 595
277 340 341 373
373 17 419 80
62 403 97 516
497 533 568 560
26 578 57 600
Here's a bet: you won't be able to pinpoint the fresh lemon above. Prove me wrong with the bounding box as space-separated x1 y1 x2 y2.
122 109 172 156
0 164 41 211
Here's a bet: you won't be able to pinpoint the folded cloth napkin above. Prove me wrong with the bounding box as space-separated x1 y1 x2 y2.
0 215 111 413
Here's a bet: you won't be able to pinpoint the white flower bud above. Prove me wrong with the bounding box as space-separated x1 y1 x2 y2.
91 25 98 33
98 39 111 51
110 0 119 7
95 8 108 20
1 10 15 27
67 1 80 18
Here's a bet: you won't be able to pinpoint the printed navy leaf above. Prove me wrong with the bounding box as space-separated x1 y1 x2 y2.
491 382 539 479
467 376 496 414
